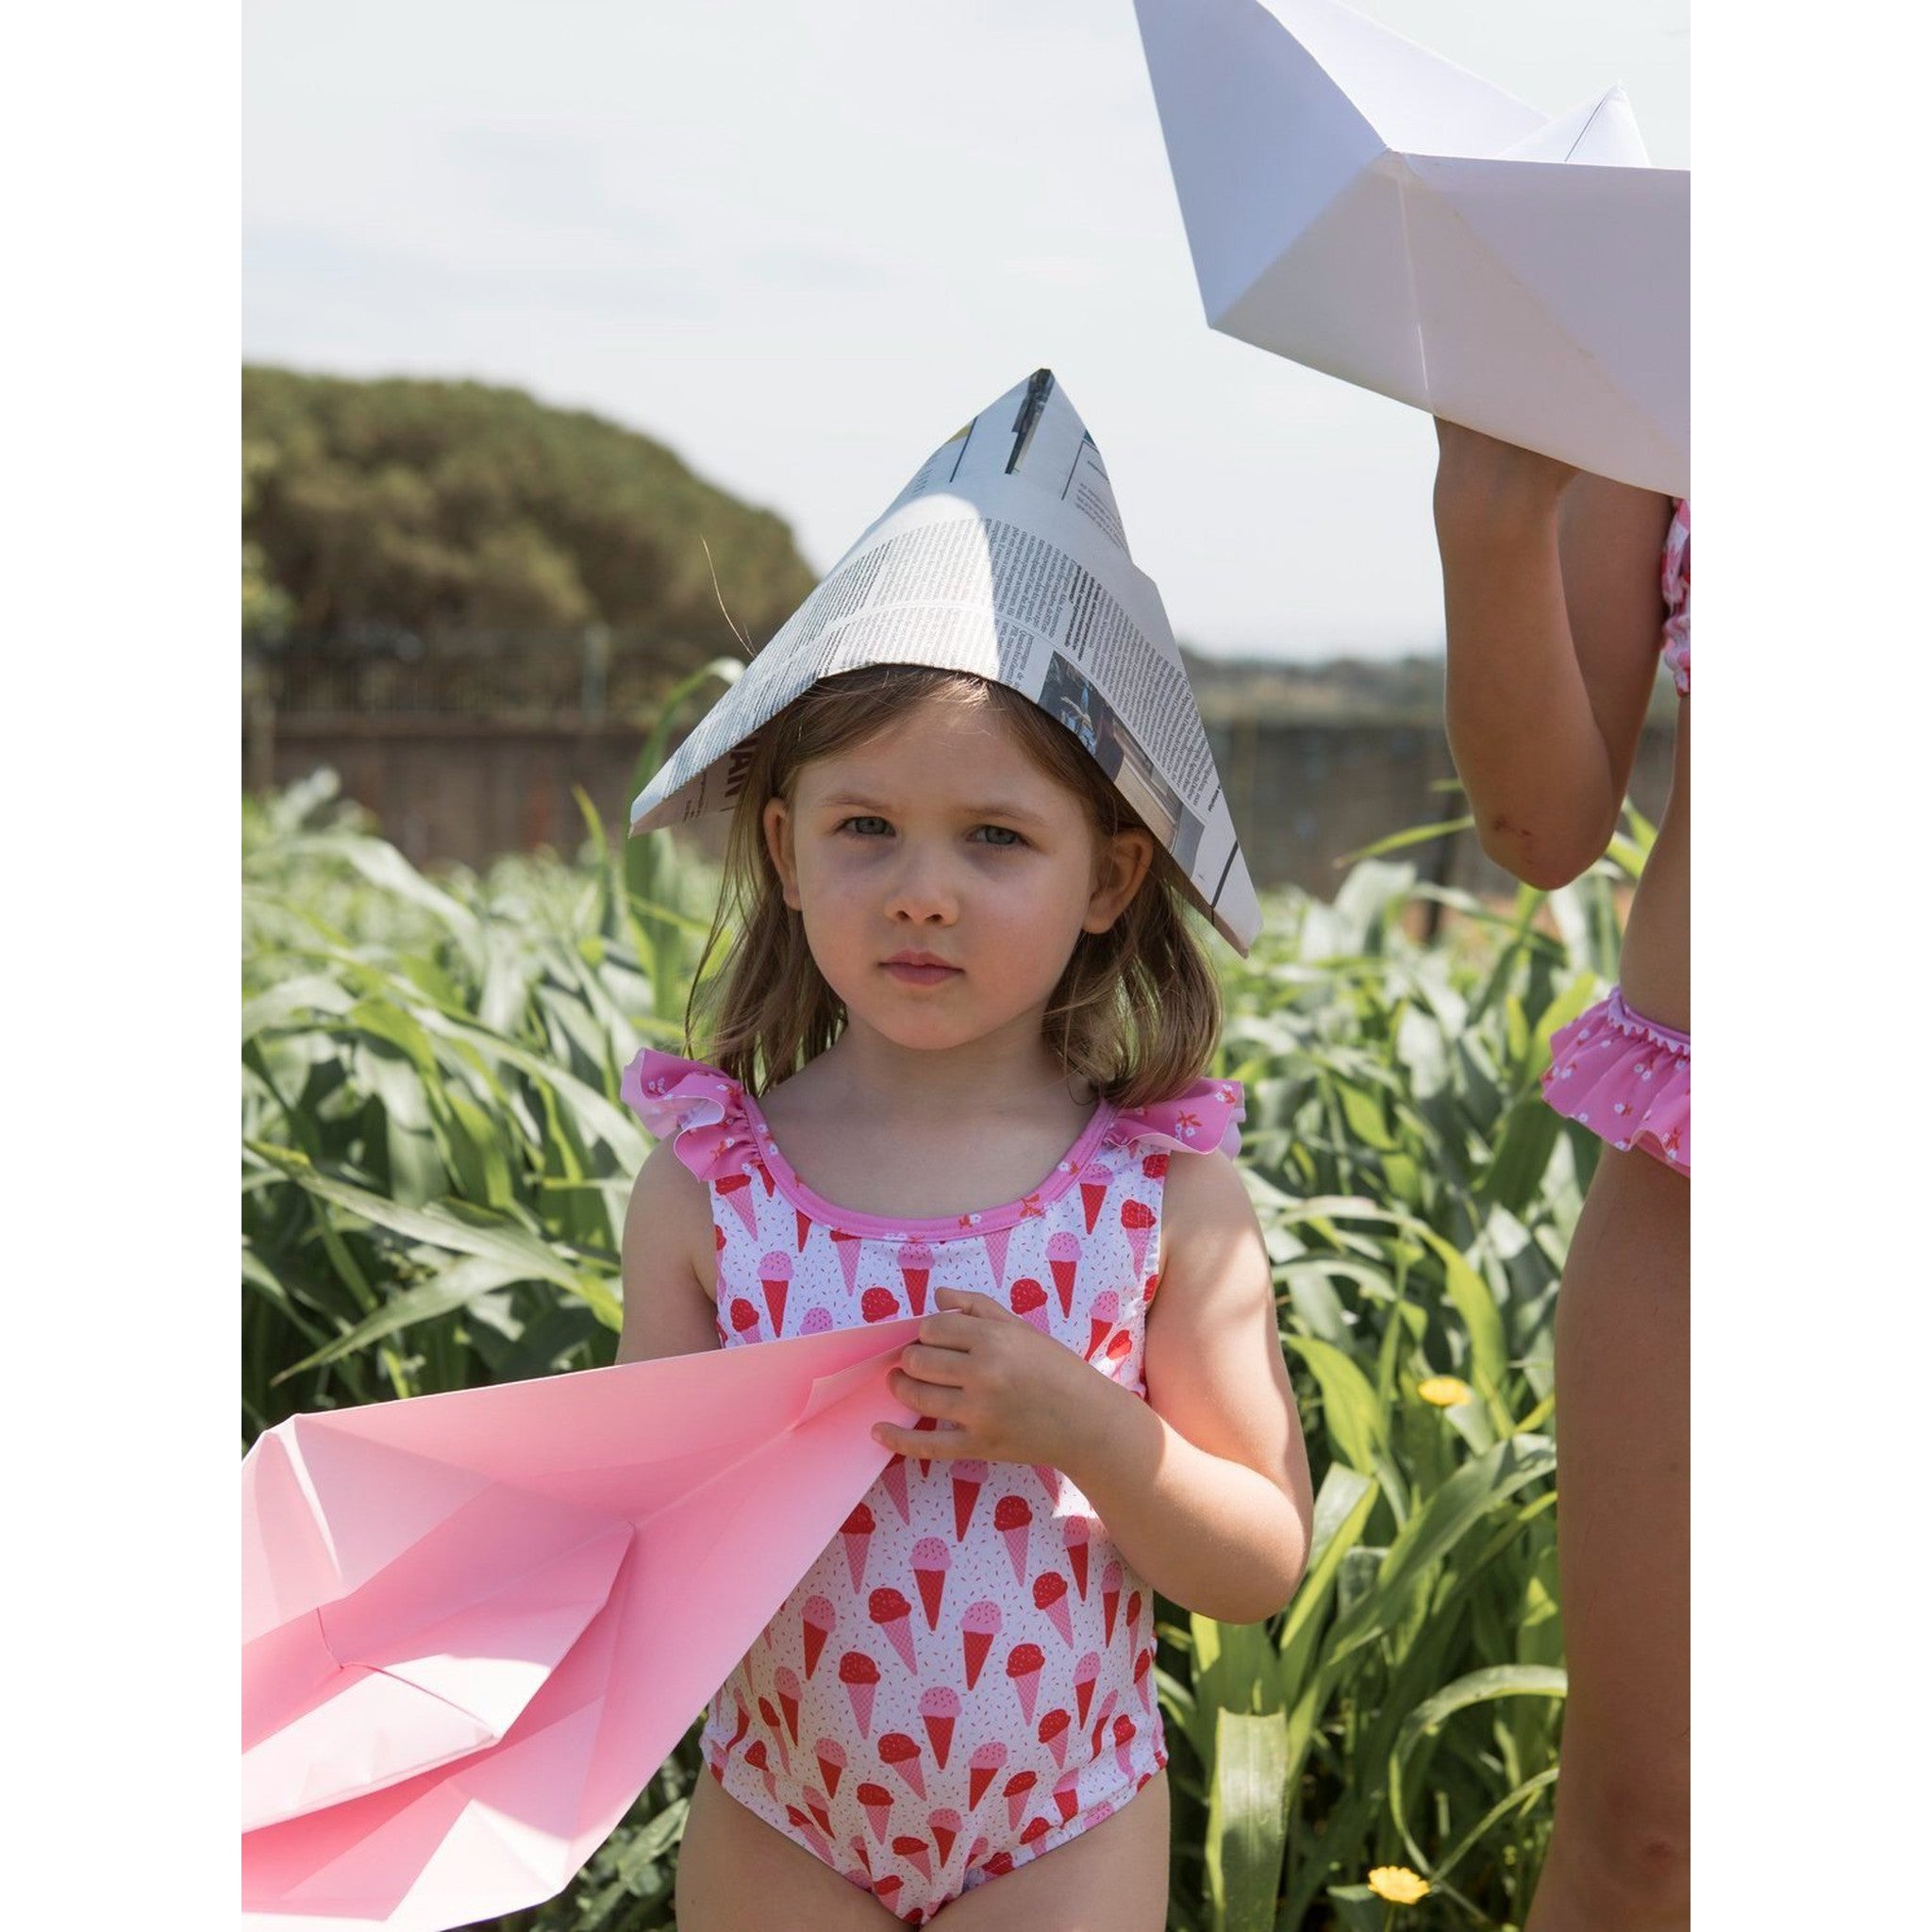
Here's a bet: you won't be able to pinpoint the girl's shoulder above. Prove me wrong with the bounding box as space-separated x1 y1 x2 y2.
619 1048 761 1185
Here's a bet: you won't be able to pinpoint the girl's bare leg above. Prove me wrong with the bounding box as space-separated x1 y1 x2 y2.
675 1769 905 1932
1525 1146 1690 1931
933 1767 1169 1930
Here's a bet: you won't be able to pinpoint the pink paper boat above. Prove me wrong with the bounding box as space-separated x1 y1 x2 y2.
242 1315 923 1929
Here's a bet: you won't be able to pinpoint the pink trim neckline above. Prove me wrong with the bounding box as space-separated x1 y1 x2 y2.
734 1090 1121 1241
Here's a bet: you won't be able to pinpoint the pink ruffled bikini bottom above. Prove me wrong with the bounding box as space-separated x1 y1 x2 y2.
1541 986 1690 1175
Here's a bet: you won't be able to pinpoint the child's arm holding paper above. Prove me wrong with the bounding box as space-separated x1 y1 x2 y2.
1434 420 1673 890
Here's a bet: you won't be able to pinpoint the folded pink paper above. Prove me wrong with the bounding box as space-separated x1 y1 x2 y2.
242 1316 924 1929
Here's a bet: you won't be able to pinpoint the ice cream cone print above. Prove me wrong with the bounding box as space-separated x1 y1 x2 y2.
861 1285 900 1324
858 1781 894 1845
920 1687 960 1768
841 1504 875 1591
897 1240 933 1316
802 1594 836 1679
1039 1707 1071 1770
1061 1517 1091 1597
911 1536 950 1628
1033 1571 1074 1648
1053 1768 1082 1824
1022 1816 1053 1856
893 1835 933 1885
1133 1646 1155 1716
795 1208 813 1251
994 1494 1034 1585
831 1224 863 1295
1074 1652 1100 1728
1104 1328 1133 1371
758 1250 791 1331
967 1741 1008 1811
848 1835 871 1879
757 1698 791 1774
873 1875 903 1916
1003 1770 1038 1832
928 1807 960 1866
807 1787 833 1836
880 1732 926 1801
968 1836 991 1871
984 1852 1016 1879
961 1601 1001 1690
982 1224 1011 1292
774 1665 802 1743
1089 1688 1117 1757
879 1455 911 1524
1077 1161 1111 1234
1125 1588 1143 1636
1112 1714 1137 1778
1008 1277 1050 1335
1086 1291 1119 1361
951 1459 989 1541
801 1305 833 1334
743 1739 778 1806
786 1807 834 1866
1101 1560 1124 1644
815 1737 847 1800
728 1297 759 1338
870 1586 919 1674
727 1694 752 1752
1007 1641 1045 1725
715 1171 757 1236
1120 1198 1155 1276
1046 1231 1081 1316
839 1650 880 1738
1142 1152 1169 1179
911 1413 941 1474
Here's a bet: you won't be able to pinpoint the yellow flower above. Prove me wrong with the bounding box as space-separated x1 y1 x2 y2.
1417 1375 1472 1408
1367 1864 1432 1905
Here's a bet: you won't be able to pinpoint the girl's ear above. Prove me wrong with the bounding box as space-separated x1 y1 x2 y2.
762 797 801 909
1083 827 1156 934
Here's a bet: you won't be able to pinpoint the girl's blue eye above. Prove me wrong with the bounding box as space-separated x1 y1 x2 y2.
972 824 1023 848
839 815 891 837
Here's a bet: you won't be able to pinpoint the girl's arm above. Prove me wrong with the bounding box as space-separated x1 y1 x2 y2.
1063 1151 1313 1625
1434 423 1674 889
615 1141 721 1364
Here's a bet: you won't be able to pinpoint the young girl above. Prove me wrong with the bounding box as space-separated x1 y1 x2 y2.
1433 423 1689 1930
616 662 1312 1930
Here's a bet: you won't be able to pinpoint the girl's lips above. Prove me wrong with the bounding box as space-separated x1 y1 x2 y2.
881 959 962 986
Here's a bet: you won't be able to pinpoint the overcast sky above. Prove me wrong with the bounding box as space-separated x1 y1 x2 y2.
243 0 1688 660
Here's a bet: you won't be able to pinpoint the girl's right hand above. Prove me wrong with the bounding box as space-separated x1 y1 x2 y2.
1432 419 1578 543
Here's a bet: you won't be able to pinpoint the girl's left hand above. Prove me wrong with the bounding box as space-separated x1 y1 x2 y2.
872 1288 1110 1470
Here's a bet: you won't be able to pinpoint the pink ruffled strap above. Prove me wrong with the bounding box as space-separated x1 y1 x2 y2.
1104 1077 1244 1160
1659 496 1690 698
618 1048 764 1184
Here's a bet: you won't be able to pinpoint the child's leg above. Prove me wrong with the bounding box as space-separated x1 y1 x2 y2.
1525 1147 1690 1931
934 1768 1170 1932
675 1767 905 1932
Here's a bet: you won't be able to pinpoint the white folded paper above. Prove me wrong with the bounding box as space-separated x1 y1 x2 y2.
630 371 1261 953
1134 0 1688 494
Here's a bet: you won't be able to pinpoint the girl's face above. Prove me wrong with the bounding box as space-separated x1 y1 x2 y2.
762 696 1153 1061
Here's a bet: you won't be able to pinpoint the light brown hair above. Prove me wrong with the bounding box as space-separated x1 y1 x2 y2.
685 665 1222 1107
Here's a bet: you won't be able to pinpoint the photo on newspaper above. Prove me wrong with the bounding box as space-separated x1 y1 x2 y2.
630 370 1260 953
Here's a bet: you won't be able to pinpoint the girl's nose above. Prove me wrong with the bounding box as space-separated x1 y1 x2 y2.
886 847 958 924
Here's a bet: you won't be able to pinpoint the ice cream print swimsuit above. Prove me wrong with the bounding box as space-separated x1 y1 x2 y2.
622 1051 1244 1924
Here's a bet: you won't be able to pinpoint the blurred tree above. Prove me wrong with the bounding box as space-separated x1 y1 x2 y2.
242 367 816 675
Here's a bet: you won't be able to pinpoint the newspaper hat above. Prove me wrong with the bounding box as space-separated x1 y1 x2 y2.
629 370 1260 953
